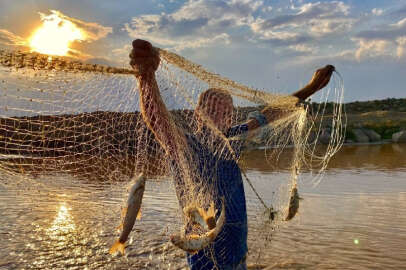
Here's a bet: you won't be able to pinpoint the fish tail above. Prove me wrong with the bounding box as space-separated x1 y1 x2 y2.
109 240 125 255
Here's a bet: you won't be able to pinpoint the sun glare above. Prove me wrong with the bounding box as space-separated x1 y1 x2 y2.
29 12 84 56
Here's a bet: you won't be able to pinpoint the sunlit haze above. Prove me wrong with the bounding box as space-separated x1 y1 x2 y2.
29 12 84 56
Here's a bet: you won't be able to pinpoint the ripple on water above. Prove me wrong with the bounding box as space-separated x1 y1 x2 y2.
1 145 406 269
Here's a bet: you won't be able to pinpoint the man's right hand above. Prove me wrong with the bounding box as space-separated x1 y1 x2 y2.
129 39 160 77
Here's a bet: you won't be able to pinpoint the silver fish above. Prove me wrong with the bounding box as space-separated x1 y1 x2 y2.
171 198 226 254
109 173 146 255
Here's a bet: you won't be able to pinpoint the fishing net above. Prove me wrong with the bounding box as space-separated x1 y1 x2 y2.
0 45 344 269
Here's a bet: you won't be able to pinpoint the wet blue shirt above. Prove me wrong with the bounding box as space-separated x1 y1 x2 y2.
171 124 249 269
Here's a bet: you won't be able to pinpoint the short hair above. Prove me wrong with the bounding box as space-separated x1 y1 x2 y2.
196 88 233 111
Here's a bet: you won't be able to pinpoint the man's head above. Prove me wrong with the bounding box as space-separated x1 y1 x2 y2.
195 88 234 133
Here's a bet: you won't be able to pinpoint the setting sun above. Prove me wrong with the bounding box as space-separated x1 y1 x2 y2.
29 12 84 56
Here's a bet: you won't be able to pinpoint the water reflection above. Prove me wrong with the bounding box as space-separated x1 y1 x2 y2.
1 144 405 186
242 143 406 172
0 144 406 269
48 201 75 239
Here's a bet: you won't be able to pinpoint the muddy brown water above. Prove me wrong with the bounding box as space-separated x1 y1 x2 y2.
1 143 405 269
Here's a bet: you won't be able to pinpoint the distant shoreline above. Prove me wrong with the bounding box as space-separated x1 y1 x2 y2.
0 98 405 157
240 98 406 147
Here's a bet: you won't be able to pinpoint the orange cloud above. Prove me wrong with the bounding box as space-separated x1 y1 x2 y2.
0 29 28 49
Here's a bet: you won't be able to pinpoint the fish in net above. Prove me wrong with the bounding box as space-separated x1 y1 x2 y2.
0 39 344 269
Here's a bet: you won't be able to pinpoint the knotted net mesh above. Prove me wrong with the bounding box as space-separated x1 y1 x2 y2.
0 47 344 269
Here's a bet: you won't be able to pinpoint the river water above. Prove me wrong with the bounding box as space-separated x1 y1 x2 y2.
0 143 405 269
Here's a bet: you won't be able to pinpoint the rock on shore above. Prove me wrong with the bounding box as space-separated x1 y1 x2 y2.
392 131 406 143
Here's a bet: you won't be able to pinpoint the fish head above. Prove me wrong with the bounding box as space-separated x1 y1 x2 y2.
170 234 199 254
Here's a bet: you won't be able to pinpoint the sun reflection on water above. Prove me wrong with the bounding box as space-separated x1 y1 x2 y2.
48 201 75 238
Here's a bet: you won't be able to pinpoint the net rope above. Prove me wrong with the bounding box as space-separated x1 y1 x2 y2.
0 47 344 269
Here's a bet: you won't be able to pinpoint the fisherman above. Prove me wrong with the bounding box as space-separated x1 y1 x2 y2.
129 39 333 270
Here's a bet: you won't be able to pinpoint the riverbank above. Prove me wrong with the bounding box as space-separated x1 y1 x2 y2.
318 110 406 144
242 98 406 147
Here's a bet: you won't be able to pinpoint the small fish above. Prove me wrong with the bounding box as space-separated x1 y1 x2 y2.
171 198 226 254
109 173 146 255
285 186 301 221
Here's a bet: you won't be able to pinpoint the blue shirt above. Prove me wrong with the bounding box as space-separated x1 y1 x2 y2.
171 124 249 269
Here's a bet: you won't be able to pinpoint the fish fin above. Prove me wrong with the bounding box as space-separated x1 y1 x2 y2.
121 207 128 219
109 240 125 255
115 207 128 232
197 206 207 220
136 208 142 220
206 202 215 218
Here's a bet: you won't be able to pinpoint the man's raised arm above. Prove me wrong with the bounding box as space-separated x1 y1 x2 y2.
246 65 335 130
130 39 186 158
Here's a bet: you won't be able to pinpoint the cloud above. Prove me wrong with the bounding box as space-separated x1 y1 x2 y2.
0 10 113 58
124 0 355 54
262 6 273 13
252 1 352 36
353 17 406 60
0 29 28 49
249 1 355 54
279 48 356 69
396 36 406 58
124 0 263 50
46 10 113 42
371 8 383 16
288 44 316 53
252 27 311 47
354 39 391 60
112 44 132 58
391 5 406 17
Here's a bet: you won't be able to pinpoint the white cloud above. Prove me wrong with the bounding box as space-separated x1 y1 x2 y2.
124 0 263 51
173 33 231 51
396 36 406 58
392 17 406 28
353 17 406 60
371 8 383 16
47 10 113 42
309 18 354 36
252 27 310 46
354 39 391 61
289 44 316 53
252 1 353 35
123 0 356 58
112 44 132 59
248 1 355 55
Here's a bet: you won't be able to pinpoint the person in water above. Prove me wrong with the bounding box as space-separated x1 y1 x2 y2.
129 39 334 269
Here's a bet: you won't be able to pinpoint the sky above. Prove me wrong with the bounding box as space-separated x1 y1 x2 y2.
0 0 405 102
